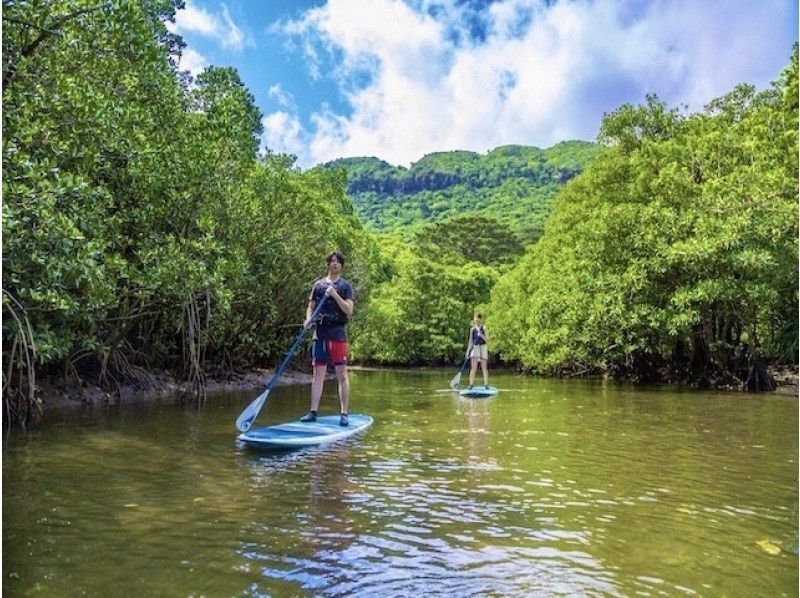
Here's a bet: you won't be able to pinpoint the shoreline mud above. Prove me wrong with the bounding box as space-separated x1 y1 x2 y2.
36 368 319 413
769 365 800 395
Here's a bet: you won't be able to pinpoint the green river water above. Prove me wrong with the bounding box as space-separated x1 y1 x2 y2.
3 370 797 596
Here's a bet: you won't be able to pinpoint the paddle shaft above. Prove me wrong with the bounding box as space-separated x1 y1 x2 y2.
266 293 329 394
456 355 470 375
236 292 330 431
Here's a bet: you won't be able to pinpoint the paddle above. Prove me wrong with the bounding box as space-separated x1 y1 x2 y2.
235 294 329 432
449 348 472 389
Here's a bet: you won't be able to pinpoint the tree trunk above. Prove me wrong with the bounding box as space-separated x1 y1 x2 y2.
746 356 777 392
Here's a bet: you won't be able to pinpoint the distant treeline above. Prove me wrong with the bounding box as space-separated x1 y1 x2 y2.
320 142 599 243
324 143 595 195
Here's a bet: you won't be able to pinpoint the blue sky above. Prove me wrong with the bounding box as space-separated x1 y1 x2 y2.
168 0 798 168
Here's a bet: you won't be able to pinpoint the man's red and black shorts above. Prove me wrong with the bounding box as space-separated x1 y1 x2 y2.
312 338 348 366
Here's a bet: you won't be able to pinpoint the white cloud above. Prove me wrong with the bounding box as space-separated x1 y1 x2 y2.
262 111 306 159
170 3 217 35
280 0 796 167
170 1 248 50
220 5 245 49
177 47 209 78
268 84 295 109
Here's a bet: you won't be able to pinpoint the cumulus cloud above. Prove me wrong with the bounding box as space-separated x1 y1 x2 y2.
279 0 796 167
262 111 306 159
169 1 248 50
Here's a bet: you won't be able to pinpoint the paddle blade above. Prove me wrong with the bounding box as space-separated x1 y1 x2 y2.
235 389 269 432
449 371 462 389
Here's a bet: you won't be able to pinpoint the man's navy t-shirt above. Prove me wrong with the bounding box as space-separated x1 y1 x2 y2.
309 278 354 341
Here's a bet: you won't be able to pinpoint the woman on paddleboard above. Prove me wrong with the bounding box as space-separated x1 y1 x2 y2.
466 313 490 388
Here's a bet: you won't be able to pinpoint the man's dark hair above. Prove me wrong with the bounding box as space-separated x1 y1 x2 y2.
326 251 345 266
475 313 483 319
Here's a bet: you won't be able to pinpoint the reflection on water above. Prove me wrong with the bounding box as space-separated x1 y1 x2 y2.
238 432 618 596
3 371 798 596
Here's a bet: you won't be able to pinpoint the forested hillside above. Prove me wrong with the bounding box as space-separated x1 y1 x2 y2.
320 141 599 243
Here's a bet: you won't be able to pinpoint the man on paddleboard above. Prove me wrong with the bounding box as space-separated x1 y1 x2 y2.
301 251 355 426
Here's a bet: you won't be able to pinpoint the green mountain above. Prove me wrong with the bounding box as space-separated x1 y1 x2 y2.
320 140 600 243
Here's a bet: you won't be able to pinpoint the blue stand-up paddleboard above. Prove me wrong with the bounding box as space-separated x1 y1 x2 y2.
238 414 373 449
459 385 498 398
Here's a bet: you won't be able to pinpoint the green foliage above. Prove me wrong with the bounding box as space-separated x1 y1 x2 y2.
340 141 598 367
351 237 497 364
415 214 524 266
351 212 519 365
488 50 799 374
318 141 600 244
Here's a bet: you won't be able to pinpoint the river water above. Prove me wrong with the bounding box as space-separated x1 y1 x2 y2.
3 370 797 596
